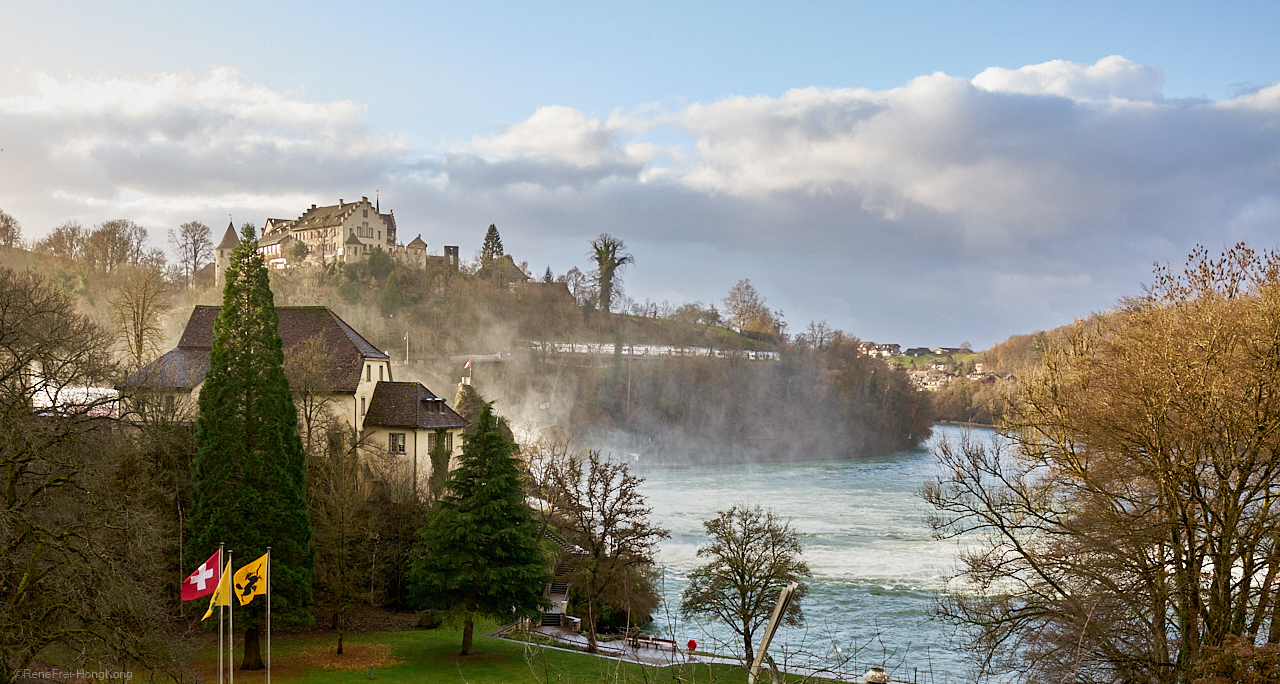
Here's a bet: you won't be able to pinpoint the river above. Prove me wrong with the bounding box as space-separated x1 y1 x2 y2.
635 424 987 682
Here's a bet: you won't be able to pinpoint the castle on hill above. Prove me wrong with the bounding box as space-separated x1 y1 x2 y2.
215 196 458 288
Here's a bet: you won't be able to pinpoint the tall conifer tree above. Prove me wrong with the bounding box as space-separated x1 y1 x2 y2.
480 224 504 265
409 402 549 655
187 223 313 668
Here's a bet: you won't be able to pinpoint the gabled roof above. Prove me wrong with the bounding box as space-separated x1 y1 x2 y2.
257 232 293 247
364 382 469 431
407 235 427 250
131 305 388 392
344 231 363 245
479 254 531 282
217 222 239 250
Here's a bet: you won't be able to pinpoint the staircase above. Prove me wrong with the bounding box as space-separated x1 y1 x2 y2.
540 529 588 628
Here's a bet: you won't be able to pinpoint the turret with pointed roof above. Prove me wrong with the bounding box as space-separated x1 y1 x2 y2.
214 221 239 289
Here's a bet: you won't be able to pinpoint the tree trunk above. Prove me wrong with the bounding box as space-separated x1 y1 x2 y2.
241 625 265 670
461 614 474 655
586 599 598 653
743 631 755 665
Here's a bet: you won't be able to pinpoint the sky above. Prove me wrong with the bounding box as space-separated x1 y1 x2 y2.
2 1 1279 349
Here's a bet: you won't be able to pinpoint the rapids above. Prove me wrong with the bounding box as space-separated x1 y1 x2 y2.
636 424 987 681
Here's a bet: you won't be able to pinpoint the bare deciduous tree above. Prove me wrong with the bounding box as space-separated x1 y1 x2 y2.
680 505 811 663
86 219 147 272
169 221 213 288
722 279 784 336
546 450 668 653
33 221 87 261
284 333 338 456
925 243 1280 683
0 208 20 248
0 268 171 680
108 265 171 373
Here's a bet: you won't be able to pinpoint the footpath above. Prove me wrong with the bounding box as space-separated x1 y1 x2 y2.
492 624 870 682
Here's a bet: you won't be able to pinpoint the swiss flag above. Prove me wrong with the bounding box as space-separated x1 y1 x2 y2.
181 550 222 601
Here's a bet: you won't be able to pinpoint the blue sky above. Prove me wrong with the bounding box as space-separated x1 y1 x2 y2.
2 1 1279 347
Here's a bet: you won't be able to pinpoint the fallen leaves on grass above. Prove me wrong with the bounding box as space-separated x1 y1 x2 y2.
296 642 401 669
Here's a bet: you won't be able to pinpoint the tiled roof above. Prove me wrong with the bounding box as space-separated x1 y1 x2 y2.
345 232 363 245
133 305 388 393
364 381 469 430
257 233 292 247
217 222 239 249
407 235 427 249
120 347 209 390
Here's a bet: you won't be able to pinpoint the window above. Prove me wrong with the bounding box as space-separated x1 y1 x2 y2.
389 433 406 453
361 397 366 416
366 364 371 381
363 209 368 218
430 431 454 452
378 365 383 381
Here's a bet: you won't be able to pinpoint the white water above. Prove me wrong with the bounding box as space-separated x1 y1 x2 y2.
636 425 985 681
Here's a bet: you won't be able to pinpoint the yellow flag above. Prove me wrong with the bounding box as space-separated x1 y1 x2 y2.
201 559 232 620
234 553 268 606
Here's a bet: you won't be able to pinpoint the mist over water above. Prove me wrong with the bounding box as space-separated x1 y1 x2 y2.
637 424 988 681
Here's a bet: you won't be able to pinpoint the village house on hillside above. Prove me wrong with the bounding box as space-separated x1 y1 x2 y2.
122 305 468 496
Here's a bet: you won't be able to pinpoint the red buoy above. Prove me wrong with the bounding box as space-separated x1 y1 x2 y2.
687 639 697 652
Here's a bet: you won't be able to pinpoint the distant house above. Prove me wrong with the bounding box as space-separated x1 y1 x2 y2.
905 347 932 357
478 254 532 290
124 306 468 496
257 232 295 269
930 347 967 355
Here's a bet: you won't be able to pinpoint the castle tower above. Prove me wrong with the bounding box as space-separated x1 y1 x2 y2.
214 221 238 290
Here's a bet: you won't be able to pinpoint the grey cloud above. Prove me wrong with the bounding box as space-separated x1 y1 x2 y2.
2 60 1279 347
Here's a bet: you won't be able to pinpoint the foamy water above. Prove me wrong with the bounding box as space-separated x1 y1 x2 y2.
636 425 987 681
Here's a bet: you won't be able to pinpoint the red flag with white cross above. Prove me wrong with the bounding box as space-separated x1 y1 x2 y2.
181 549 222 601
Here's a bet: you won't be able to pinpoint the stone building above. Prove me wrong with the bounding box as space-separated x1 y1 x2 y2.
258 196 439 269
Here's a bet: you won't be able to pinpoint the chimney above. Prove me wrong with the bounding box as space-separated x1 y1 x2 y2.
338 199 344 207
311 204 317 209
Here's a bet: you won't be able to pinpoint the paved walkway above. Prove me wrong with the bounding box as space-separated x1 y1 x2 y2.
494 625 868 682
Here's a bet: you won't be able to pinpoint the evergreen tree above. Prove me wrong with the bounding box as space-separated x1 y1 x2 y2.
187 223 313 669
409 402 549 655
480 224 504 265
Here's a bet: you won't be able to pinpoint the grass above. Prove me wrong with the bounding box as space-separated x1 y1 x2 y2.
183 624 773 684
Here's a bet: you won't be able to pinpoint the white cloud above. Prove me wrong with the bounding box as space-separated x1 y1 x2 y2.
2 58 1278 347
972 55 1164 101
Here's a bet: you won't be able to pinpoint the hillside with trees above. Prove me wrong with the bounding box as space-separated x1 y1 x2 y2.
1 213 933 462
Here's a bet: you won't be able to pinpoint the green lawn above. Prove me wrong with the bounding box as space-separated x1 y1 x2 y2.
197 625 765 684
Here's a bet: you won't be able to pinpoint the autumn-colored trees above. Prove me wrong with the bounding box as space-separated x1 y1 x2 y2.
928 245 1280 683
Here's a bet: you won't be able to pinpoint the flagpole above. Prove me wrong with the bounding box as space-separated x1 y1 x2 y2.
228 549 234 684
218 543 224 684
266 546 272 684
